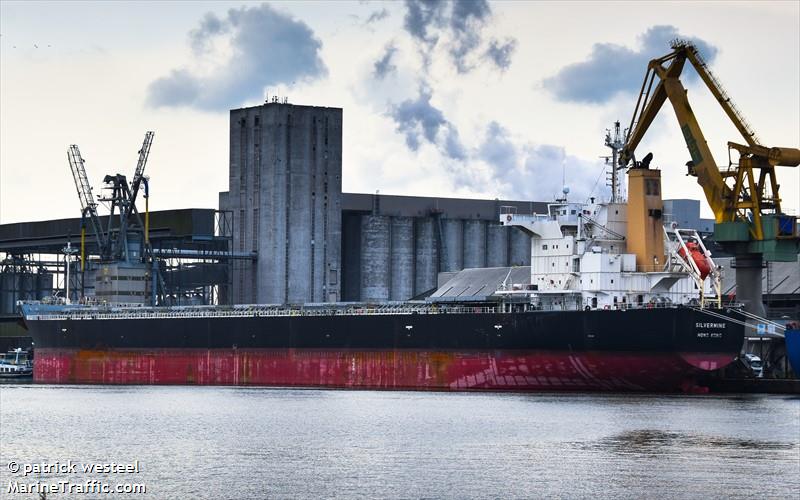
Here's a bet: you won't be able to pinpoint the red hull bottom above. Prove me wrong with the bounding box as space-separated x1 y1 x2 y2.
33 349 735 392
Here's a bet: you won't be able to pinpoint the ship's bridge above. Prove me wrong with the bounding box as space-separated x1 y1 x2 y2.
546 202 584 227
500 208 561 239
500 204 581 238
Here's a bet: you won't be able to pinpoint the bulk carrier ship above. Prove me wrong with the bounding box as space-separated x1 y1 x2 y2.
20 142 748 392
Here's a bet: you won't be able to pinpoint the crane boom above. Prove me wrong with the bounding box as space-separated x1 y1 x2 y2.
618 39 799 317
129 131 154 210
679 41 760 147
620 39 799 239
67 145 103 249
64 132 162 305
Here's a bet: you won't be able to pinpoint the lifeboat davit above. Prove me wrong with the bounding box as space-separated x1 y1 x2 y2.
679 242 711 279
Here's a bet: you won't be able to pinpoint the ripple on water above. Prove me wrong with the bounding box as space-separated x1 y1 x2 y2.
0 386 798 499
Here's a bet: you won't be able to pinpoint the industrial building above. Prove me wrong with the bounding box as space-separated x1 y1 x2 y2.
0 100 796 317
0 209 233 313
219 101 539 304
339 193 539 302
221 102 343 304
0 100 540 311
663 199 715 234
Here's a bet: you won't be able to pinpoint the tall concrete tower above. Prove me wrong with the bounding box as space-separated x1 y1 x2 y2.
222 101 343 304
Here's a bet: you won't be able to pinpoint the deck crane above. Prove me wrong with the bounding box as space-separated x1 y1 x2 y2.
129 131 153 210
619 39 799 316
67 144 105 271
66 132 161 304
130 132 154 249
101 131 154 261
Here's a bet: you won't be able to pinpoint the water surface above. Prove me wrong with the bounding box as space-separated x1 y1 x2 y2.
1 385 798 498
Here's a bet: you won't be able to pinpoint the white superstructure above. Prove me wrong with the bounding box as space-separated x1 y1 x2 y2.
498 180 721 311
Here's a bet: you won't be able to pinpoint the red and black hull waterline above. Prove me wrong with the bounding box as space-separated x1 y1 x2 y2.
22 306 744 392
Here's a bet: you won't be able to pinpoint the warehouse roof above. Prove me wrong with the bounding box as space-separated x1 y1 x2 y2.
716 256 800 295
431 254 800 301
430 266 532 302
0 208 218 253
342 193 547 220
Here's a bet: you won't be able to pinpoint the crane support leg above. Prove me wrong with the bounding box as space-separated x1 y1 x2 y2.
734 253 766 317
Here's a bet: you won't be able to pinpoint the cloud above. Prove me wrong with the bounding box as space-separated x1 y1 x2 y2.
484 38 516 71
403 0 447 46
479 121 517 173
365 8 390 25
389 86 465 160
189 12 228 53
448 0 491 73
477 121 608 202
520 145 606 202
146 4 327 111
145 69 201 107
382 89 606 201
402 0 511 72
373 43 398 80
381 3 607 199
542 25 718 104
443 126 466 161
373 80 608 201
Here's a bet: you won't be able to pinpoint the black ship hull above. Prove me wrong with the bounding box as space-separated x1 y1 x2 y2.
22 306 744 392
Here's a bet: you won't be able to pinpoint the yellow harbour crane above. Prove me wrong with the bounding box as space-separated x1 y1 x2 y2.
619 39 799 316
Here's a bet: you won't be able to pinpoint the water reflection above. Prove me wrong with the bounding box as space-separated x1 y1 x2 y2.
0 385 797 499
588 429 796 455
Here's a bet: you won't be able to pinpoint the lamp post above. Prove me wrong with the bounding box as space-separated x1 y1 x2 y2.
62 241 78 304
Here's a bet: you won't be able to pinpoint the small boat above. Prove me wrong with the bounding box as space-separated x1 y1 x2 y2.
0 348 33 378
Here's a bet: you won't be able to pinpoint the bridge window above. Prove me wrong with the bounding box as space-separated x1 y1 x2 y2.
646 179 660 196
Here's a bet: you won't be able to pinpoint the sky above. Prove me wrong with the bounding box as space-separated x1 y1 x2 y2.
0 0 798 224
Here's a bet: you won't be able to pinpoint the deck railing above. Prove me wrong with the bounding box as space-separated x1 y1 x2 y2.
19 300 742 321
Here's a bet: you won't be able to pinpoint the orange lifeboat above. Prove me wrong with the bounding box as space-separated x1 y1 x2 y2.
679 241 711 280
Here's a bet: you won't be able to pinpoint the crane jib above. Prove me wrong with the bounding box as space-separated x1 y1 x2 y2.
680 125 703 166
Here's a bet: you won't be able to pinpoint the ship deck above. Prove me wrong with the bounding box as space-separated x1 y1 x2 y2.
20 300 742 321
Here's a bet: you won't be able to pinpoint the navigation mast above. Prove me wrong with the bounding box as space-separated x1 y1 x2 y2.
604 121 625 203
